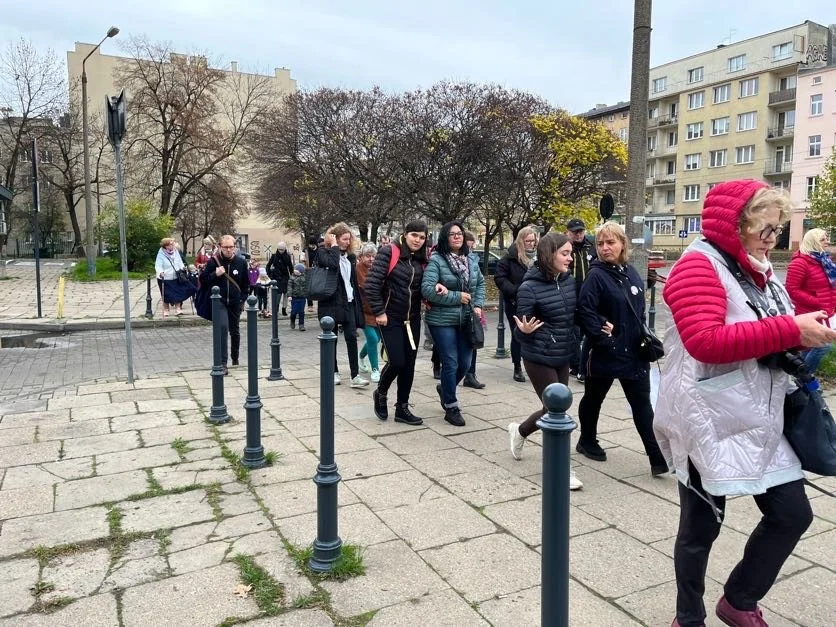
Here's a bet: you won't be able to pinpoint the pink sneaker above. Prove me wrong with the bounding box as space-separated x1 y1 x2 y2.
716 596 768 627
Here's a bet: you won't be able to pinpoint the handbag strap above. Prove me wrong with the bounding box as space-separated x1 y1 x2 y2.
616 273 646 329
707 242 787 317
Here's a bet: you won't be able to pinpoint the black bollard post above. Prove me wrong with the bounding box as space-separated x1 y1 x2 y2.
145 275 154 319
309 316 342 573
266 280 284 381
537 383 576 627
494 298 508 359
648 282 657 333
242 295 266 468
208 286 231 425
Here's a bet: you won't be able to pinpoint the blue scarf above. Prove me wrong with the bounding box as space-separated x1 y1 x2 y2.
811 251 836 288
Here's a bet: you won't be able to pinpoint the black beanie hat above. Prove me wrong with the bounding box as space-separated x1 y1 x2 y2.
403 220 427 235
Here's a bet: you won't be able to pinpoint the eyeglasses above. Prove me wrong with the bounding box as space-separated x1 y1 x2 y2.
220 245 236 250
759 225 784 240
523 238 536 244
448 231 464 238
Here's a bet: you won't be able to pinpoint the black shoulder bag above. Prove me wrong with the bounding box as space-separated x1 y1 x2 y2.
619 277 664 362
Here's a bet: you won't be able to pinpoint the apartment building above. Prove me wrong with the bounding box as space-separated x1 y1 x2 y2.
789 64 836 247
66 43 300 260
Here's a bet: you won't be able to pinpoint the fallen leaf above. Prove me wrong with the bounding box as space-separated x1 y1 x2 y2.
233 583 252 598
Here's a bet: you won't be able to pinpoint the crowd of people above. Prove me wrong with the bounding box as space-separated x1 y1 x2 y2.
156 178 836 627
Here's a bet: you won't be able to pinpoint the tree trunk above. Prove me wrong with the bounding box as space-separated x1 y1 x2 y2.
65 192 84 257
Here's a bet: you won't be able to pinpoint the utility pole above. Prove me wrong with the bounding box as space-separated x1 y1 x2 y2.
624 0 652 290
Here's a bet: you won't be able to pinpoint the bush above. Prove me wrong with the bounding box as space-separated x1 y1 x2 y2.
818 346 836 380
97 199 172 272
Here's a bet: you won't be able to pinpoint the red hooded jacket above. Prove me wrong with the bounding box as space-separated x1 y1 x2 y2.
785 250 836 317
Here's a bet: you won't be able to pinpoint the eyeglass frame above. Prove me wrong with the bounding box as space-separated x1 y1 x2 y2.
759 225 784 240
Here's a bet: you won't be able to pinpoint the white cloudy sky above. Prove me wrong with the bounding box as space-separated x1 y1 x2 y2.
0 0 833 113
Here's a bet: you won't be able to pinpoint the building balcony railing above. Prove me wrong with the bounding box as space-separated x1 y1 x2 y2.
763 160 793 177
766 126 794 141
768 88 796 106
653 175 676 186
648 114 677 129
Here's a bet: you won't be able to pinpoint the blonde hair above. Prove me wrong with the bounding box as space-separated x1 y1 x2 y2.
800 228 828 255
514 226 539 268
326 222 358 252
595 221 630 264
160 237 175 248
739 187 792 236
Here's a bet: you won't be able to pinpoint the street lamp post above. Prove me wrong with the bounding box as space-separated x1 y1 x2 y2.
82 25 119 277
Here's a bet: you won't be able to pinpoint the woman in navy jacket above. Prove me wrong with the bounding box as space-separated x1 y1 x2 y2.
576 222 666 476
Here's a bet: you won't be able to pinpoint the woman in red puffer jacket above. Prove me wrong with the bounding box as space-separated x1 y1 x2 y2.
785 227 836 374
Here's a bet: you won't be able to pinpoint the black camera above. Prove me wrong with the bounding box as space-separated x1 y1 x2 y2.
758 351 811 382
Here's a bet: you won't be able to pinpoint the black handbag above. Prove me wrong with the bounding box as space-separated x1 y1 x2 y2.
621 279 664 362
467 307 485 349
784 379 836 477
175 268 188 284
306 266 338 301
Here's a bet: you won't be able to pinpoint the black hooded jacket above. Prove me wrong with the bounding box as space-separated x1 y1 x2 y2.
494 243 531 308
569 236 597 294
363 243 425 325
513 264 577 367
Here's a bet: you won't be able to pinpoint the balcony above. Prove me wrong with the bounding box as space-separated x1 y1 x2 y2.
763 159 793 177
653 175 676 186
657 115 678 128
768 88 796 107
766 126 794 141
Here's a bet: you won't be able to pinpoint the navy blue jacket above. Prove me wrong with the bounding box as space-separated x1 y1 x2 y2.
514 265 577 367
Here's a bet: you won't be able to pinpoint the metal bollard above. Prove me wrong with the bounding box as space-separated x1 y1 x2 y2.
242 295 266 468
208 286 231 425
537 383 576 627
648 282 657 333
309 316 343 573
266 280 284 381
494 298 508 358
145 275 154 319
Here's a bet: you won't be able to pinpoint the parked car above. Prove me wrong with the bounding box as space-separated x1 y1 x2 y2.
471 249 502 276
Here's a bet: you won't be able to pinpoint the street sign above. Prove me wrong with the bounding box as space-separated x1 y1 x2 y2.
678 230 688 239
599 193 615 220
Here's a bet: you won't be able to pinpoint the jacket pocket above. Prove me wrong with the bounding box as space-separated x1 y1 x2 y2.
694 369 765 440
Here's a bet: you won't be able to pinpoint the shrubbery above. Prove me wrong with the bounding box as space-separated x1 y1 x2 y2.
97 199 172 271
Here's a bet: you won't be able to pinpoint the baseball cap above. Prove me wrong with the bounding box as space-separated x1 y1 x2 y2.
567 219 586 232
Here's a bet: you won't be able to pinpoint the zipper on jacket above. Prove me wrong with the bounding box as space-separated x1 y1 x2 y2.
406 259 415 322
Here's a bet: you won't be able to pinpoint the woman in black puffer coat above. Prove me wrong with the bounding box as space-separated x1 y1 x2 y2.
494 225 539 382
506 233 583 490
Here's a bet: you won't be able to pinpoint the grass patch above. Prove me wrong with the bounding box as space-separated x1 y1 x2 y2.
69 257 154 281
31 580 55 595
232 553 285 616
292 589 330 609
817 346 836 380
124 481 205 502
171 437 193 461
336 610 379 626
106 506 124 536
156 529 172 556
206 482 224 522
214 433 250 482
287 543 366 581
33 596 74 613
264 451 280 466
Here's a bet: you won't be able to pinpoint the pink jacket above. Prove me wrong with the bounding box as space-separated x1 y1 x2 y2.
785 250 836 318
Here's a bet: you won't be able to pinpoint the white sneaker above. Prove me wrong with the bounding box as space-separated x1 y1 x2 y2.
350 375 369 388
508 423 525 460
570 469 583 491
334 373 341 386
359 356 371 373
370 368 380 383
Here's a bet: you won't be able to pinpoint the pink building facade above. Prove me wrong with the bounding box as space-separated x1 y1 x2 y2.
789 64 836 249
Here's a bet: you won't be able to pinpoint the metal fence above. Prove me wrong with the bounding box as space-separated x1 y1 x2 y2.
4 234 77 259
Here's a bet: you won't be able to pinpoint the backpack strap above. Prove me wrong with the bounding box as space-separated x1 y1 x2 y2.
387 244 400 276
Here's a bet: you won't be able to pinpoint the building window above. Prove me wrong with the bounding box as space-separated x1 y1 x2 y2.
665 189 676 205
737 111 757 131
647 162 656 178
668 130 678 147
687 91 705 110
773 180 789 190
806 176 818 200
619 127 628 143
647 135 657 152
607 114 615 122
687 67 704 84
648 106 659 119
779 75 797 90
707 182 718 192
684 154 701 170
812 76 822 85
711 117 730 136
686 216 702 233
811 94 823 116
621 111 629 119
684 184 701 201
651 219 675 235
652 77 667 94
739 78 759 98
735 145 755 164
809 135 822 157
666 160 676 175
686 122 704 140
772 42 792 61
713 84 731 104
728 54 746 72
709 149 727 167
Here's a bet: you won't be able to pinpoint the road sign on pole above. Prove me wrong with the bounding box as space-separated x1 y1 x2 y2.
678 230 688 239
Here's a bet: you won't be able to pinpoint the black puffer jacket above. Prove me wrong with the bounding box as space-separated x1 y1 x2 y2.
513 264 577 367
494 243 531 308
314 246 365 328
266 250 294 292
578 260 648 379
201 253 249 306
363 244 424 325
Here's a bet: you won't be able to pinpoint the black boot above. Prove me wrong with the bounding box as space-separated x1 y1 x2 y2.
463 373 486 389
432 364 441 380
373 389 388 421
444 406 466 427
394 402 423 426
281 307 287 317
513 365 526 383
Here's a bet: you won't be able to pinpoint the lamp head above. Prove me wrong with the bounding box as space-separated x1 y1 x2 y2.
107 26 119 38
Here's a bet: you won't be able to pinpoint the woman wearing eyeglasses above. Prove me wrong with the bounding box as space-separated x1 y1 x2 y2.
421 220 486 426
155 237 192 317
654 180 836 627
785 228 836 375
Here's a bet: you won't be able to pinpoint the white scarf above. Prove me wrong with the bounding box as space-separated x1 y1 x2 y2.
339 253 353 302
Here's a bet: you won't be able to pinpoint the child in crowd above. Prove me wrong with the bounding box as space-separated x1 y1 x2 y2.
288 263 308 331
256 267 272 318
248 261 260 297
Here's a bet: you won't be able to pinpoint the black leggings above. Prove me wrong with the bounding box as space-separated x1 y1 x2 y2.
674 460 812 626
377 320 421 405
518 360 570 438
504 300 522 366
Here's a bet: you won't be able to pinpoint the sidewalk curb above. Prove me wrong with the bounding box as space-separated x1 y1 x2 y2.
0 317 210 333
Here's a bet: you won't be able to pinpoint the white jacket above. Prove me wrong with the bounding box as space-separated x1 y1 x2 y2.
654 240 803 497
155 249 185 280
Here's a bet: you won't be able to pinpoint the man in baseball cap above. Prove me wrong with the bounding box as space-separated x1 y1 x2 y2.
566 217 596 381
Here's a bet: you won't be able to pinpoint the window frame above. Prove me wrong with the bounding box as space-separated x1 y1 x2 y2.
713 83 731 104
728 54 746 72
735 145 755 164
687 66 704 84
684 153 701 171
711 117 730 136
736 111 757 132
687 90 705 110
739 78 759 98
652 77 667 94
809 135 822 157
709 149 727 168
683 184 701 202
772 42 792 61
686 122 704 140
686 216 702 233
811 94 823 116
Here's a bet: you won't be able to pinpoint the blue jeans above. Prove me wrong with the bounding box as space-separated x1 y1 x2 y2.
429 325 473 408
804 343 831 375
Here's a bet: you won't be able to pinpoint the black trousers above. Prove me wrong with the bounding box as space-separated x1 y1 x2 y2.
218 300 243 364
569 324 585 374
674 461 812 626
377 319 421 404
518 360 570 438
504 300 522 366
330 305 360 379
577 373 665 466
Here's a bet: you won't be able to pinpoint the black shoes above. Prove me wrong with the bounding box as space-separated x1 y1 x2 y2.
373 389 388 421
394 403 423 426
222 365 229 376
232 359 239 366
444 407 466 427
462 373 485 389
432 364 441 380
435 384 445 409
576 439 607 461
299 325 306 332
513 366 526 383
290 319 296 330
281 308 287 316
651 463 670 477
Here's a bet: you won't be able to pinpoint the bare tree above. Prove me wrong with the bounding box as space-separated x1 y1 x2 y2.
115 37 274 218
175 176 238 253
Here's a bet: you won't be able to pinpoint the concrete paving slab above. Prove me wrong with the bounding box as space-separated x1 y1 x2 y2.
212 512 273 540
120 490 215 534
579 491 680 544
336 447 412 480
298 429 383 456
0 410 70 429
368 588 489 626
38 419 112 442
0 592 119 626
343 470 449 511
110 411 181 432
0 485 53 519
0 506 109 557
94 445 181 475
251 549 316 607
54 470 150 510
435 466 540 507
168 541 228 575
248 452 320 486
47 393 111 411
245 609 334 626
276 501 397 549
40 548 111 603
39 457 95 481
62 432 140 459
0 442 61 467
138 423 213 447
763 567 836 627
70 402 137 421
793 527 836 570
374 428 460 456
402 447 497 479
0 426 35 447
0 557 38 617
